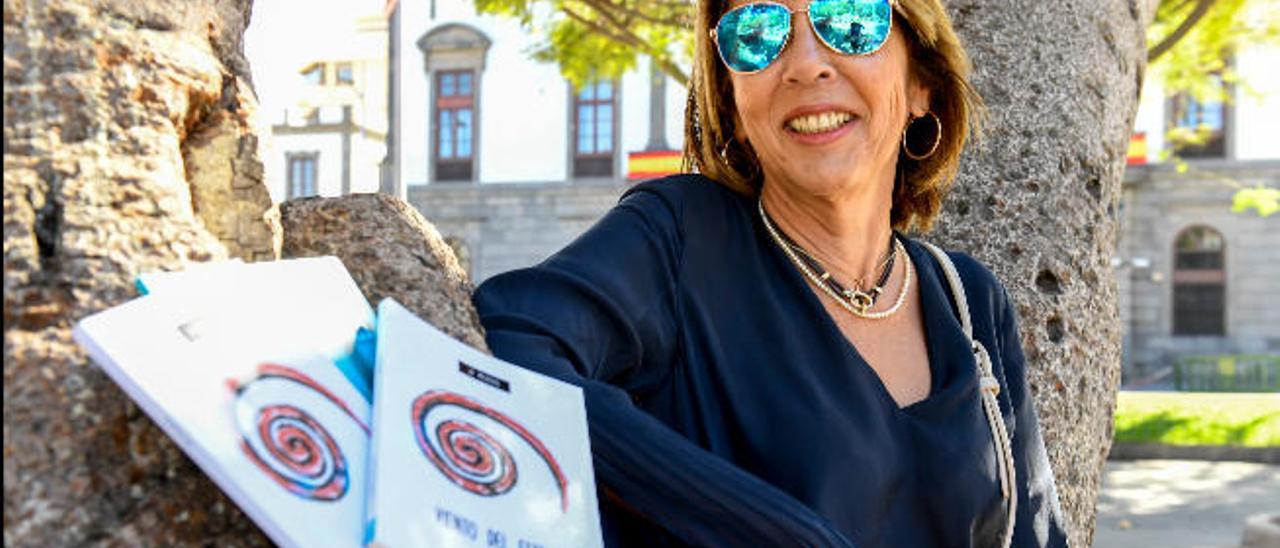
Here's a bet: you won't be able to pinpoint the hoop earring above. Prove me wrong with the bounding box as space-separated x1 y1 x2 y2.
719 137 761 181
902 111 942 161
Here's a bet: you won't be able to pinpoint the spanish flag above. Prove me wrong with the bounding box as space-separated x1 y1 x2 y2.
628 150 683 180
1127 132 1147 166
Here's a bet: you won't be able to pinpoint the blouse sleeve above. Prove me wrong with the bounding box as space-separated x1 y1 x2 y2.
995 288 1071 547
473 187 856 546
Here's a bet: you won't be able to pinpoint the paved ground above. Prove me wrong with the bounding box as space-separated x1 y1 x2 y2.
1093 459 1280 548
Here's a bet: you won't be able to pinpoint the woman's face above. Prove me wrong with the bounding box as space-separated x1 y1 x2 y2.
727 1 930 198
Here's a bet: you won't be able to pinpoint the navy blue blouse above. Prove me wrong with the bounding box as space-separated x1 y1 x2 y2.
472 175 1069 547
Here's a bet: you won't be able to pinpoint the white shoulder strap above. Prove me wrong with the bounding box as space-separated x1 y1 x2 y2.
919 241 973 338
918 240 1018 548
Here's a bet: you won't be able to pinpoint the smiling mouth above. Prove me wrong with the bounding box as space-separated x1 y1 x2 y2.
785 111 855 134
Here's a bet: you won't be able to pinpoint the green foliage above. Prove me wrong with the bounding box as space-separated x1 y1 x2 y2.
1232 186 1280 217
1149 0 1279 166
473 0 694 88
1148 0 1280 100
1114 391 1280 447
1145 1 1280 219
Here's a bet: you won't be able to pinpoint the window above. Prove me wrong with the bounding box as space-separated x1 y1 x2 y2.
302 64 324 85
336 62 354 85
287 153 319 198
1172 225 1225 336
433 70 475 182
418 24 491 184
572 80 617 178
1167 73 1228 159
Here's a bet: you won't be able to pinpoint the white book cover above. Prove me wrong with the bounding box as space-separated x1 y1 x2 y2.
133 256 374 363
367 299 602 548
72 257 375 548
135 258 244 296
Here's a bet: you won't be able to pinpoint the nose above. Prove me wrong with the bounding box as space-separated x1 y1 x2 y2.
779 13 835 84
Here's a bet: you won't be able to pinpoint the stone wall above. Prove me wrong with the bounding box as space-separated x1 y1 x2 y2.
1118 160 1280 375
408 181 629 281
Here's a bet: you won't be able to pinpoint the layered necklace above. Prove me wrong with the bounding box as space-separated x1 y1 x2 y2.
758 199 912 320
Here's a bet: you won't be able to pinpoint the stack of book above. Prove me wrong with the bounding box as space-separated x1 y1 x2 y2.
73 257 602 547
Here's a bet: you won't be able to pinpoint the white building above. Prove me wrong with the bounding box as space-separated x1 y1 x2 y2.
1129 45 1280 163
259 10 390 201
387 0 686 191
384 0 687 277
1118 43 1280 382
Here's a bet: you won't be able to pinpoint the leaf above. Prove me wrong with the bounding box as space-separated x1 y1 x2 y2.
1232 186 1280 217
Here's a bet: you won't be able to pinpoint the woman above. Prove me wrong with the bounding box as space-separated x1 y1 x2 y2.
473 0 1069 545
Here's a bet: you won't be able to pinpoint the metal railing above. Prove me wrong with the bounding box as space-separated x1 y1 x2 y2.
1174 355 1280 392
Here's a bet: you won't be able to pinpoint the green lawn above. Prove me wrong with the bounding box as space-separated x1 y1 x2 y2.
1113 391 1280 447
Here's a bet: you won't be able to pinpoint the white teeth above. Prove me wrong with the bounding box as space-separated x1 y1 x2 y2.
786 111 853 134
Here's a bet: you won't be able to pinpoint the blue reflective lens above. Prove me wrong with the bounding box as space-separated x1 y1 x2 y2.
809 0 891 55
714 0 893 73
715 4 792 73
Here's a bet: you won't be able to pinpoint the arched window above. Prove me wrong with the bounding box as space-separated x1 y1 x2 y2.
1172 225 1225 336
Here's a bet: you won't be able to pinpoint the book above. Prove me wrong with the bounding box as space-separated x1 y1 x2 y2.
134 258 244 296
366 299 603 548
73 257 375 548
73 258 603 547
133 257 377 398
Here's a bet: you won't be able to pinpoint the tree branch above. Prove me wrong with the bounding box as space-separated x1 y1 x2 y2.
611 0 693 28
1148 0 1216 63
563 3 690 83
1153 0 1195 25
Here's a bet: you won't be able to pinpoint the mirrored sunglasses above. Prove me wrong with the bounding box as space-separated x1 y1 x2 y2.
711 0 894 74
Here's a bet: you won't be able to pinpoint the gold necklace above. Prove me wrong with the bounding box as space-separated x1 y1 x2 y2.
781 235 896 297
758 199 912 320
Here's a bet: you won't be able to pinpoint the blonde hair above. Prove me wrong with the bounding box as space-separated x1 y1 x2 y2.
682 0 986 232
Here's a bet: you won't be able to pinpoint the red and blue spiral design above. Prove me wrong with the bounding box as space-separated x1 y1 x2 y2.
411 390 570 512
231 363 368 502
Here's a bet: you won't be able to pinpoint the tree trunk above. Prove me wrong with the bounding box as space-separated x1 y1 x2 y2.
3 0 272 544
936 2 1151 546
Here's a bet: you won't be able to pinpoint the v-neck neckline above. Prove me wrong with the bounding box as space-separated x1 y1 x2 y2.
756 217 977 415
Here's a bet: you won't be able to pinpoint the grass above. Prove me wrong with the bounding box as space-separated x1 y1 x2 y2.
1113 391 1280 447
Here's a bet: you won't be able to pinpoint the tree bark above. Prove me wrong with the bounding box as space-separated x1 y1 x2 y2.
936 2 1151 546
3 0 272 544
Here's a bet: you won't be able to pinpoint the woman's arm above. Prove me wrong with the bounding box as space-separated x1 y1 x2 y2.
995 288 1071 547
474 187 854 546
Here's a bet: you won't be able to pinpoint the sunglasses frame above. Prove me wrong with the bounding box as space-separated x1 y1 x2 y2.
710 0 897 74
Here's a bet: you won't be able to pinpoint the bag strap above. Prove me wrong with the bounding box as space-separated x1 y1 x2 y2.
918 241 1018 548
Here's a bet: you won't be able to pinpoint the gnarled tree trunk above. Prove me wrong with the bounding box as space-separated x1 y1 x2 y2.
3 0 273 544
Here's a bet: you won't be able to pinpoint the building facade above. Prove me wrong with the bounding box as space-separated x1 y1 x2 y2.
1117 44 1280 379
262 12 390 202
386 0 685 280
